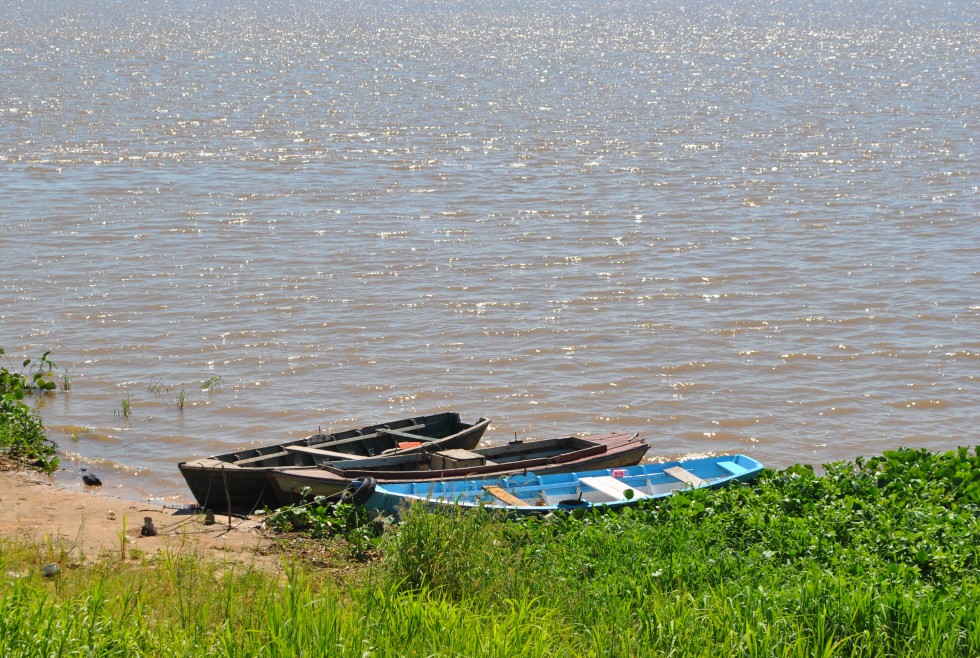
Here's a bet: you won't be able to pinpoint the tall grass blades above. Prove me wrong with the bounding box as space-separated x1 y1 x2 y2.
380 502 520 601
0 575 151 657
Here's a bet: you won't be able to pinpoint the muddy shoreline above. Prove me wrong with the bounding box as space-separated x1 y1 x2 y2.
0 466 278 568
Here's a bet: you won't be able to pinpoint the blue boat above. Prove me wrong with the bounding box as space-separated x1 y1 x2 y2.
362 454 764 517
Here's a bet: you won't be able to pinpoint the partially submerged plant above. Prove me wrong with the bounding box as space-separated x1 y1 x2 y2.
149 378 195 411
201 375 224 392
119 395 133 419
0 347 59 472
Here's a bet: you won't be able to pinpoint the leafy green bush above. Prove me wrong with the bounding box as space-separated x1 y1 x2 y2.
0 348 59 472
266 496 380 559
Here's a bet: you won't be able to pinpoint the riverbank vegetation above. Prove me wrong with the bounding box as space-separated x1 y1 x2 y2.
2 349 977 655
2 444 978 656
0 348 59 472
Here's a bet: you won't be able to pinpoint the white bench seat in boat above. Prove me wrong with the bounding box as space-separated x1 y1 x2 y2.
580 476 647 500
663 466 707 488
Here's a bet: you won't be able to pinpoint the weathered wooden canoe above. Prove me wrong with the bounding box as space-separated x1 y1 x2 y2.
360 454 764 518
177 412 490 512
269 432 649 505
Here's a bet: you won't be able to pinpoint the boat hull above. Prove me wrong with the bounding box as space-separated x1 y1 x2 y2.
269 432 649 504
178 413 489 512
365 454 764 518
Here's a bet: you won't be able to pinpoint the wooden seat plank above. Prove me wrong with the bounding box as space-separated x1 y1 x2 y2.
664 466 707 488
234 451 289 466
580 476 647 499
308 423 426 449
378 427 434 442
285 445 359 460
482 485 528 506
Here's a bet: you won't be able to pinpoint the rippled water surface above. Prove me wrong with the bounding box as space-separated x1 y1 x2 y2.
1 0 977 504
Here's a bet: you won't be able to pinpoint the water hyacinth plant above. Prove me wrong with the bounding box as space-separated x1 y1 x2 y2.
0 348 59 472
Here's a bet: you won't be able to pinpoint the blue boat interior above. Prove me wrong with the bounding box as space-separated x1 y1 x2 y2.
382 454 762 510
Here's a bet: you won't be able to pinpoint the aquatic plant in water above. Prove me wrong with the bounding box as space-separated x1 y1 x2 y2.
0 348 59 472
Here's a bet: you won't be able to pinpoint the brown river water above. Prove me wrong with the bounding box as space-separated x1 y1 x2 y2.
1 0 977 505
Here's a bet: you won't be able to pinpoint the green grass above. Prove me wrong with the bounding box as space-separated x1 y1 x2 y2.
2 446 979 656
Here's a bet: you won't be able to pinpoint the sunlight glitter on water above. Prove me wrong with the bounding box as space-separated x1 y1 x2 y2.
1 0 977 503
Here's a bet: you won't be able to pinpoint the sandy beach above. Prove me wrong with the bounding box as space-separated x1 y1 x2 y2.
0 465 278 568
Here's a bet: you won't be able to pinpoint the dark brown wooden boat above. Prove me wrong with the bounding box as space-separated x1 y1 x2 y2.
177 412 490 512
268 432 648 506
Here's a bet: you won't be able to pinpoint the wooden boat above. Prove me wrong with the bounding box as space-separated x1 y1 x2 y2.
269 432 649 505
359 454 764 518
177 412 490 512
